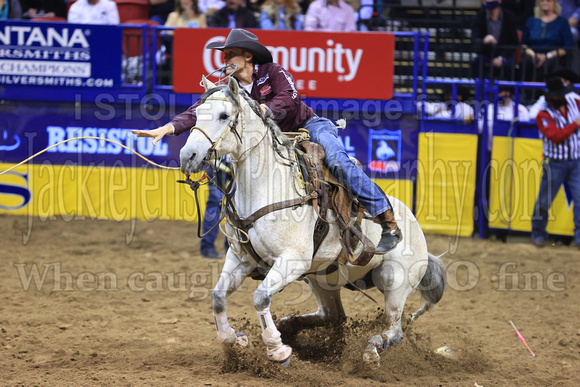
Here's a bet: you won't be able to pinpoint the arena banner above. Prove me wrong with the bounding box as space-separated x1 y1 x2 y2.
0 110 181 168
488 136 574 236
333 118 419 179
173 29 394 100
0 104 417 222
0 108 418 173
0 20 122 89
0 162 408 222
0 163 205 221
374 178 414 211
415 132 479 237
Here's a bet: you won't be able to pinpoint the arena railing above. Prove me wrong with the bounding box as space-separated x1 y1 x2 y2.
121 23 153 90
479 79 549 238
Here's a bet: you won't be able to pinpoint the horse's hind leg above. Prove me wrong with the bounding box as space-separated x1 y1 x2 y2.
363 260 414 368
212 254 255 346
277 276 346 336
253 255 311 366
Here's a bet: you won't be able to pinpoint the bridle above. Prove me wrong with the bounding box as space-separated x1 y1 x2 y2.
189 96 243 163
189 93 274 166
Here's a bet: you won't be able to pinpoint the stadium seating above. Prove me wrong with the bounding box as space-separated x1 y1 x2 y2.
123 19 160 58
378 3 478 95
116 0 150 23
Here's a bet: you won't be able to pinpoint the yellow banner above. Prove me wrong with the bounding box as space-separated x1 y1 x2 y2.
1 162 417 229
0 163 207 221
415 132 478 237
489 137 574 236
374 178 414 211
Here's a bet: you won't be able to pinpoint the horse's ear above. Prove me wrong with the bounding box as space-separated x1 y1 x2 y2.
228 77 239 97
201 75 216 91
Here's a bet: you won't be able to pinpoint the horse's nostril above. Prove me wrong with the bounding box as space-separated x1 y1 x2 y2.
189 153 197 162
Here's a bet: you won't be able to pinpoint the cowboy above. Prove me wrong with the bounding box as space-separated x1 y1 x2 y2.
529 68 580 119
132 29 402 254
532 71 580 248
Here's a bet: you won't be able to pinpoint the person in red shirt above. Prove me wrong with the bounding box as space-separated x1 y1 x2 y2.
133 29 402 254
532 73 580 248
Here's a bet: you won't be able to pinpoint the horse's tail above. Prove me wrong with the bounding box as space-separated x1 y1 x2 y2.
412 252 446 321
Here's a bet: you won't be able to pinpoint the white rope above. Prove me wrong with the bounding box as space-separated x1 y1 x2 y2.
0 136 180 177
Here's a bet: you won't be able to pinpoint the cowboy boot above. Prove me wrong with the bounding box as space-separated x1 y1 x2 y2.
375 209 402 254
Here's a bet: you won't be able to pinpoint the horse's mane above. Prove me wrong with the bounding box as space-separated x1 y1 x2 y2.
200 85 293 151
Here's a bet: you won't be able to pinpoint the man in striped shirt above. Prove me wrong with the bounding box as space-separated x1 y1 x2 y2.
532 74 580 248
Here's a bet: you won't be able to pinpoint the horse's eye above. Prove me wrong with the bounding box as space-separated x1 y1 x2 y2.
219 113 229 121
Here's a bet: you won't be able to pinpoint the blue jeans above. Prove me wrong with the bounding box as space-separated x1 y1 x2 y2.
531 158 580 244
304 116 391 218
201 168 228 253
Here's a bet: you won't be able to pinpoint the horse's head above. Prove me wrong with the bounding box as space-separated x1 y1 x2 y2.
180 76 246 175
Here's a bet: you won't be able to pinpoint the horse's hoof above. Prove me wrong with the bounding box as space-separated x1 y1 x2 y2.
362 345 380 369
217 328 237 345
235 332 249 348
267 344 292 366
279 355 291 368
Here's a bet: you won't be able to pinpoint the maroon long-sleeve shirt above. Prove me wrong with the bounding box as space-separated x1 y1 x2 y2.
170 63 314 135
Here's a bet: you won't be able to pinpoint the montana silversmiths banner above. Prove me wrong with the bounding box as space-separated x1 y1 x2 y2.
173 29 395 100
0 21 122 89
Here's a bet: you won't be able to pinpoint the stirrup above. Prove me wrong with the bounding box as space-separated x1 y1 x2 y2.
376 228 402 254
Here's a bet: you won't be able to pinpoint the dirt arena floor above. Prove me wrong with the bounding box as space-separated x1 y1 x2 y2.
1 214 579 386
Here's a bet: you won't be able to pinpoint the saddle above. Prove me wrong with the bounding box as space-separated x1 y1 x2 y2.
294 140 376 267
232 132 377 282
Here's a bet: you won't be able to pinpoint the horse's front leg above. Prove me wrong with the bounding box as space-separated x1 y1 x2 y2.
253 253 311 366
212 252 255 346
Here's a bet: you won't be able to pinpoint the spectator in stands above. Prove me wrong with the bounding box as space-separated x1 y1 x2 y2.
198 0 225 16
208 0 258 28
165 0 207 29
336 0 372 31
67 0 120 24
149 0 175 24
479 86 530 150
21 0 66 18
531 73 580 248
0 0 22 18
159 0 205 72
303 0 356 32
520 0 575 82
559 0 580 41
420 86 475 123
259 0 303 30
529 67 579 118
471 0 520 80
356 0 373 31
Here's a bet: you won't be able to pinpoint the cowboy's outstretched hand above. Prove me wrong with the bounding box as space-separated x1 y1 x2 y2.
131 124 173 146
